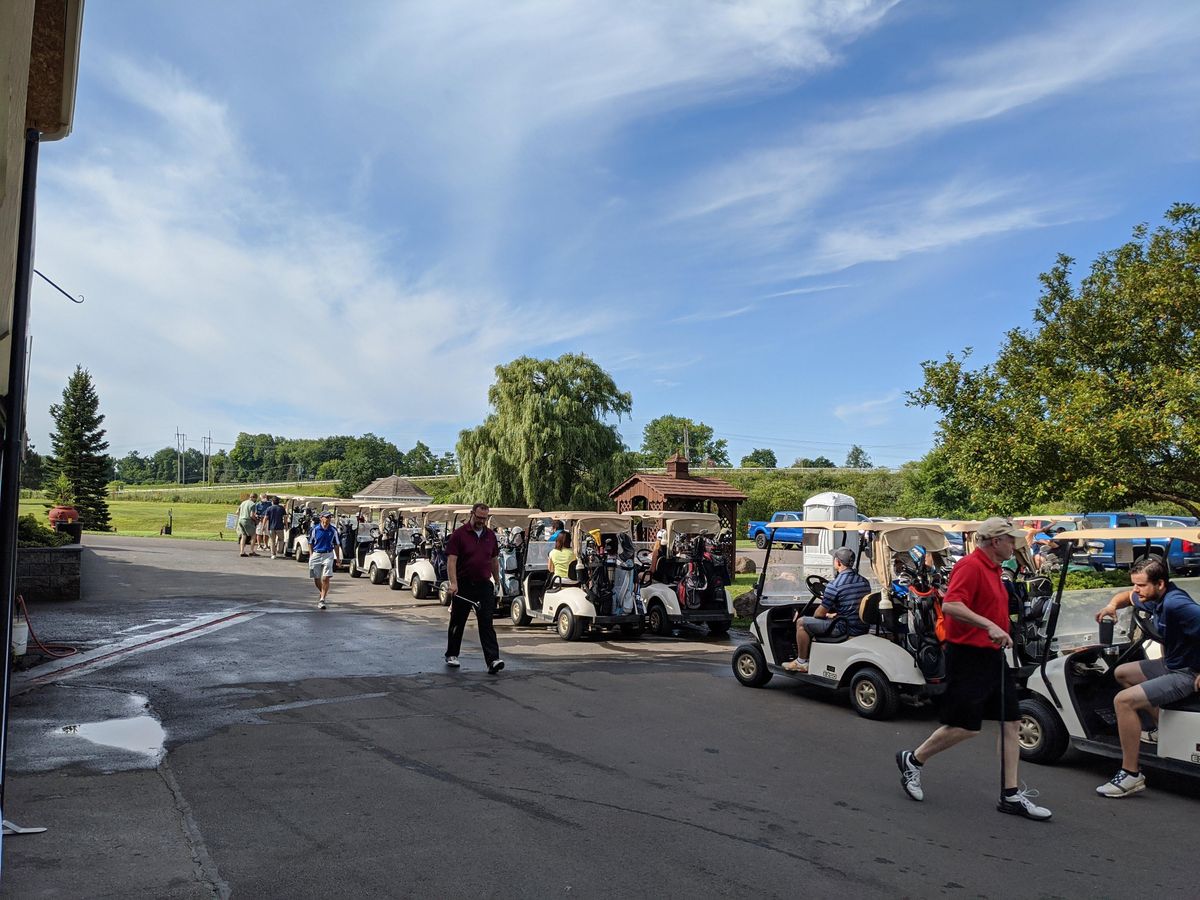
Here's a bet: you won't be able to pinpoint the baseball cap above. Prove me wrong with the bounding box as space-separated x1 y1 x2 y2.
976 517 1025 541
318 510 332 518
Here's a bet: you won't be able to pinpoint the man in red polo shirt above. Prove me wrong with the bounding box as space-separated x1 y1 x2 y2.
895 517 1052 821
445 502 504 674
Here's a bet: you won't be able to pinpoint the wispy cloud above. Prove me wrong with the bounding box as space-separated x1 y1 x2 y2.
833 391 903 427
763 283 853 299
671 304 756 324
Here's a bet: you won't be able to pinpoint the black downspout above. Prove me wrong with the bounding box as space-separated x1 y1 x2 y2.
0 130 41 815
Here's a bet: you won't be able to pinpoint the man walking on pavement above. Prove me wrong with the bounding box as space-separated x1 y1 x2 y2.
237 493 259 557
266 496 286 559
895 517 1053 821
308 510 342 609
445 502 504 673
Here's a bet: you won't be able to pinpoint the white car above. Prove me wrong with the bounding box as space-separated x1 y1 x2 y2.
628 511 733 637
510 511 647 640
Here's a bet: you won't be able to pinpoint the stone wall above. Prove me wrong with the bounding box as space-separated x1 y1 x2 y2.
16 544 81 602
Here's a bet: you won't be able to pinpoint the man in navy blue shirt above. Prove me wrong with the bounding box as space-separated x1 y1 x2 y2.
1094 556 1200 797
784 547 870 673
308 511 342 610
265 497 286 559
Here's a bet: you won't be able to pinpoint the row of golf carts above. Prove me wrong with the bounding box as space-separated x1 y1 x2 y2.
733 518 1200 782
277 497 736 641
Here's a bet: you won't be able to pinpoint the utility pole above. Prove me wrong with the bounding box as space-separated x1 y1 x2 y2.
201 432 212 484
683 424 690 462
175 429 187 484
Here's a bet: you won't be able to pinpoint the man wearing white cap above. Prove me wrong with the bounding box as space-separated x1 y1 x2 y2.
895 517 1053 821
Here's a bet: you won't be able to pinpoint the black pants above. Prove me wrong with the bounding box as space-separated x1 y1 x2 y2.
445 579 499 664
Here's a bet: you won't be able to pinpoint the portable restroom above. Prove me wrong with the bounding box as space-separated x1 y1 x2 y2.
802 492 859 571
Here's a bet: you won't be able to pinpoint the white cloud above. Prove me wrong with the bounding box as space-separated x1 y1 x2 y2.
833 391 903 427
671 304 756 324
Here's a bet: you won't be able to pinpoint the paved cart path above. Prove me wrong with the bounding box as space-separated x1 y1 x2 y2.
3 536 1196 898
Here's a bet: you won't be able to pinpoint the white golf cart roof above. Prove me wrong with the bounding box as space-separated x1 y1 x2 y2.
763 518 863 530
487 508 541 528
1055 526 1200 543
623 510 721 539
320 501 364 513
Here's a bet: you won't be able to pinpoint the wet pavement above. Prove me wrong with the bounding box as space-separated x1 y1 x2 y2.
2 535 1198 898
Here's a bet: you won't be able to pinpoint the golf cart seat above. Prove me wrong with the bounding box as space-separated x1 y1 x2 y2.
858 592 883 630
1164 694 1200 713
546 574 577 593
811 597 869 645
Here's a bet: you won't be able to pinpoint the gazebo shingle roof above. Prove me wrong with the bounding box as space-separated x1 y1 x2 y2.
608 472 747 502
353 475 432 501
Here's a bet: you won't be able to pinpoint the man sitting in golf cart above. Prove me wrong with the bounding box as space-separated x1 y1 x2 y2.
783 547 870 674
1092 556 1200 798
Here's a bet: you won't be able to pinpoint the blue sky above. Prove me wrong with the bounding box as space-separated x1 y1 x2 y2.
26 1 1200 468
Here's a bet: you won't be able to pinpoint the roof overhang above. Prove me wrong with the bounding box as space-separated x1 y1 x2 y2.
27 0 85 141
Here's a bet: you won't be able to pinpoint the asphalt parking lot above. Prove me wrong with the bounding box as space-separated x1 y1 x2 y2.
2 536 1197 898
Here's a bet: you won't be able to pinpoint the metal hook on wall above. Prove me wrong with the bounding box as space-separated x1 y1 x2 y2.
33 269 84 304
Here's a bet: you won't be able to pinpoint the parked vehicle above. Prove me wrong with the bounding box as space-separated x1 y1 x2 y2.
512 512 648 640
1015 526 1200 785
283 496 336 560
732 520 957 719
1148 516 1200 575
291 500 360 567
1076 512 1150 568
746 511 803 549
348 503 411 585
486 508 541 615
400 504 463 599
631 511 734 636
386 507 423 591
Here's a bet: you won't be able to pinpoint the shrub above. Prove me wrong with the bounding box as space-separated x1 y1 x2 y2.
17 514 72 548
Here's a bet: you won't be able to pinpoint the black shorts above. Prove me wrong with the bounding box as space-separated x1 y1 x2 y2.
938 643 1019 732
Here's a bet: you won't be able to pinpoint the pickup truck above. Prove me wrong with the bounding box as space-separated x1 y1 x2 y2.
1078 512 1148 568
746 511 804 549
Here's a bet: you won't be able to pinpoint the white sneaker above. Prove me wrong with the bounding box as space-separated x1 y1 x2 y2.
317 599 326 610
445 656 460 668
997 786 1052 820
896 750 924 801
271 553 276 560
1140 728 1158 745
1096 770 1145 798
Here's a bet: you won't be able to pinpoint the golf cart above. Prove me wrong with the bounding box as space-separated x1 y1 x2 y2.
385 506 423 591
283 496 336 559
511 512 648 640
732 520 959 719
629 511 734 636
292 501 362 571
1015 526 1200 779
348 503 410 585
400 504 462 599
486 507 541 615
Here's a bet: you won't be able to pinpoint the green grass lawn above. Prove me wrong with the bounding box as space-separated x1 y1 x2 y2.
728 572 759 599
20 499 240 541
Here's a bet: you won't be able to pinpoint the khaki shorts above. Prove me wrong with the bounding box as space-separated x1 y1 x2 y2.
309 551 336 579
237 519 255 538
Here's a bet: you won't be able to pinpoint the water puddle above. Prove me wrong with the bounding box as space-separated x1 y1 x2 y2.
56 714 166 761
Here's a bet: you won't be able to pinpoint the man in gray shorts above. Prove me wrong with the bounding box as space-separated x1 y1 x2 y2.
1094 556 1200 797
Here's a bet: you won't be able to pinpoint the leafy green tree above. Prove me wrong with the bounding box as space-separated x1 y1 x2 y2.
792 455 836 468
897 446 977 518
20 443 44 489
910 204 1200 517
46 365 111 530
640 415 729 466
740 448 777 468
457 354 632 509
844 445 872 468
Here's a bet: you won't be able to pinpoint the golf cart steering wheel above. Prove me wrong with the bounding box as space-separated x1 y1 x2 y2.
635 548 652 567
1130 600 1164 644
806 575 828 599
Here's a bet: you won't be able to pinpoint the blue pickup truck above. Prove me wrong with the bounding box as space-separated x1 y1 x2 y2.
746 511 805 549
1078 512 1148 568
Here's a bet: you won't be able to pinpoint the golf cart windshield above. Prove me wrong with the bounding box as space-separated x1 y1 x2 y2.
866 524 951 587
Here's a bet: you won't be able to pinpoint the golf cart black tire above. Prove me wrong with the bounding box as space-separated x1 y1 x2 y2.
848 667 899 720
510 596 532 626
732 644 772 687
755 534 767 549
388 565 403 591
438 583 452 606
350 559 362 578
411 574 430 600
648 603 670 636
369 563 386 585
556 606 581 642
1017 697 1069 764
708 619 732 636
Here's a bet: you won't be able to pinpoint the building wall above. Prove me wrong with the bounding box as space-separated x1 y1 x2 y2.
0 0 37 402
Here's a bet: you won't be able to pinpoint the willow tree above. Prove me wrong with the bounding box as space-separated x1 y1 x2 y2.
910 204 1200 516
457 354 633 510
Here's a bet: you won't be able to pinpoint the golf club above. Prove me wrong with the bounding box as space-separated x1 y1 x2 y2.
999 648 1008 803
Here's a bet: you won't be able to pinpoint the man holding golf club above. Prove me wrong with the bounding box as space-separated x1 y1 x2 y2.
445 502 504 674
896 517 1053 821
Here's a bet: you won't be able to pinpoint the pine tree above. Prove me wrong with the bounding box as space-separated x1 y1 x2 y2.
46 366 111 530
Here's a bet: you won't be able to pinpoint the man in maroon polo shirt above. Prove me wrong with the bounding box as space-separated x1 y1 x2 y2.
445 502 504 674
895 517 1053 821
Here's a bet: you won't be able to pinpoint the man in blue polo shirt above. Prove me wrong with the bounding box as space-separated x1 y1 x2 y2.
308 511 342 610
784 547 870 673
1094 556 1200 797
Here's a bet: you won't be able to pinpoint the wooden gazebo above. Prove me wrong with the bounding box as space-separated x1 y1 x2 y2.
609 454 746 556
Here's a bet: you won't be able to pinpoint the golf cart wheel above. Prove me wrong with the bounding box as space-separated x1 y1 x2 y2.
410 574 429 599
510 596 531 626
556 606 581 642
648 603 670 636
388 565 402 591
1017 698 1069 764
732 644 772 687
350 559 362 578
369 563 385 585
848 668 899 720
708 619 732 636
755 534 767 549
438 583 452 606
